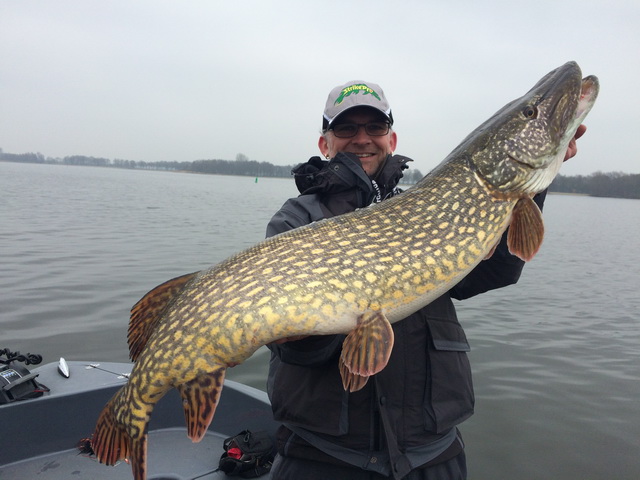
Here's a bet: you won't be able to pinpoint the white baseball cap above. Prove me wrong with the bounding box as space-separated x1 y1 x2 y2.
322 80 393 131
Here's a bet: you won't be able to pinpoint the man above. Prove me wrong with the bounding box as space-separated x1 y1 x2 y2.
265 81 585 480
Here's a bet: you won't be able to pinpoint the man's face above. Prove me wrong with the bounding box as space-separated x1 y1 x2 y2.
319 107 397 177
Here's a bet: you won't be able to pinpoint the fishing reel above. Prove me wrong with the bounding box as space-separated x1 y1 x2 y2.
0 348 48 404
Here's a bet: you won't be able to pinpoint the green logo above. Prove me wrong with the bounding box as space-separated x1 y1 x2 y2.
334 84 382 106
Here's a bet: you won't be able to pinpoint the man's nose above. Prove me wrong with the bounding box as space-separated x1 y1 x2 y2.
351 125 372 143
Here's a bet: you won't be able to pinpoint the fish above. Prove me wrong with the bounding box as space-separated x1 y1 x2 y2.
91 61 599 480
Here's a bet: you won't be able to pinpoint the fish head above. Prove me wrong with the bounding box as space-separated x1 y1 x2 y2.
469 61 599 197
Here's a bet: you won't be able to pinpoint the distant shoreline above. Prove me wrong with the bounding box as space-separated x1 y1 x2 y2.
2 158 638 200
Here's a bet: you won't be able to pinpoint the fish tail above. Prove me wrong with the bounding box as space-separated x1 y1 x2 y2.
92 390 149 480
92 395 130 465
128 435 148 480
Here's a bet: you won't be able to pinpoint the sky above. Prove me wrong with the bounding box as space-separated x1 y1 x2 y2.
1 0 638 177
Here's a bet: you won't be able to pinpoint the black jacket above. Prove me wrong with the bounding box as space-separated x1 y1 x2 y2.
265 152 544 478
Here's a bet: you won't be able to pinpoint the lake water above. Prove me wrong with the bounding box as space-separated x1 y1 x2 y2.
2 161 639 479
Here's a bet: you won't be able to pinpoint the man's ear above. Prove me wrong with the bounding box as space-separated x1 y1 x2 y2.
318 135 330 158
389 131 398 153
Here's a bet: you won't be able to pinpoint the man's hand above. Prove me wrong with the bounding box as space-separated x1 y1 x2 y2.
272 335 309 344
564 124 587 161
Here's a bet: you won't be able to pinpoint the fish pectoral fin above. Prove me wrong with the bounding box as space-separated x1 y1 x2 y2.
507 196 544 262
128 271 199 361
339 310 394 392
177 367 226 442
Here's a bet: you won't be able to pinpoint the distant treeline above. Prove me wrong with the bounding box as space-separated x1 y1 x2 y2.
0 148 426 184
0 149 294 177
1 148 638 199
550 172 640 199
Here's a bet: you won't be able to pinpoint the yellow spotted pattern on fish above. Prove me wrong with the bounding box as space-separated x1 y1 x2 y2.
91 61 599 480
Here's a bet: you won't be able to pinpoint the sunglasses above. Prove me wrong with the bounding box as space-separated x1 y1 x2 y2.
329 121 391 138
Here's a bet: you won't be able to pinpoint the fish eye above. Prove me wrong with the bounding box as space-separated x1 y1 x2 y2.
522 105 538 119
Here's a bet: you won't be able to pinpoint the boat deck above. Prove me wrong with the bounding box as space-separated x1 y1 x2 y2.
0 361 276 480
2 428 231 479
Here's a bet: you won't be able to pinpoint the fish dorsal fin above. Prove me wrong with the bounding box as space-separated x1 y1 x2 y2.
507 196 544 261
128 272 198 361
177 367 227 442
339 310 394 392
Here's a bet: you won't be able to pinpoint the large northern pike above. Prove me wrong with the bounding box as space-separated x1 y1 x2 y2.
92 61 599 479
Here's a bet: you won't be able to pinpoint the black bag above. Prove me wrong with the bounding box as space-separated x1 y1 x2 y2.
0 361 48 404
218 430 275 478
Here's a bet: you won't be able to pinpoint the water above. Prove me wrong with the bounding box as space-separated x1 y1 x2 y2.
2 162 639 479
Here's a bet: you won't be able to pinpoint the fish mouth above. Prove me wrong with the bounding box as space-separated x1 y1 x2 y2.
561 73 599 139
470 62 600 197
510 73 600 171
521 73 599 192
576 75 599 120
553 74 600 160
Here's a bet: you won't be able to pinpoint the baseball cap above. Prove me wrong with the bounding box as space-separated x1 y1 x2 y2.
322 80 393 131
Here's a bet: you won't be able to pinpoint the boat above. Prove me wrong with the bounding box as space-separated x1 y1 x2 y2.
0 358 278 479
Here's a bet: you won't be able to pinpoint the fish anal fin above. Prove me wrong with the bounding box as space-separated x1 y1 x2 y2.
507 196 544 262
177 367 226 442
339 310 394 392
128 272 199 361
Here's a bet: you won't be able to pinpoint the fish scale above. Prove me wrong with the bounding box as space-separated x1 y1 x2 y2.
91 61 599 480
168 164 507 345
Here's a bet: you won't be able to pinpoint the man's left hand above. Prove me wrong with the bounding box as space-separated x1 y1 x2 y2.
564 124 587 161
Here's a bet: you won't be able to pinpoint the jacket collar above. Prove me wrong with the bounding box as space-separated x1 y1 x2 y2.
292 152 412 199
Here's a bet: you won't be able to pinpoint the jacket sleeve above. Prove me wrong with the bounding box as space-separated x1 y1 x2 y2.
266 204 310 237
450 190 547 300
265 195 326 238
268 335 345 367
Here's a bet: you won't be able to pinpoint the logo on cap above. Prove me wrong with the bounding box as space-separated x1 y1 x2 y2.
334 83 382 106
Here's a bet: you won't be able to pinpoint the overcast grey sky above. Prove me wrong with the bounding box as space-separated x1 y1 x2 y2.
1 0 638 176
